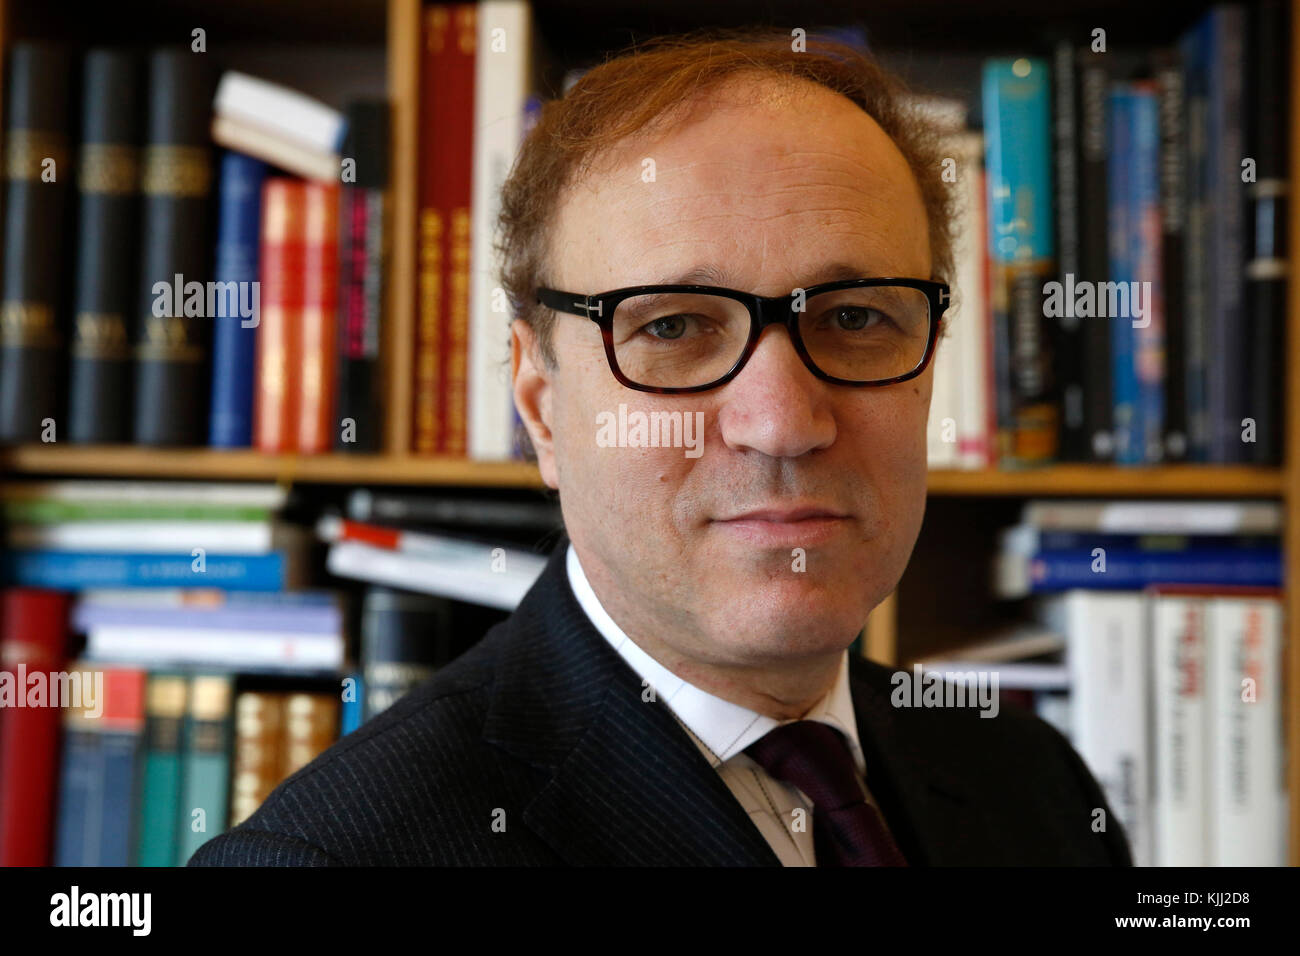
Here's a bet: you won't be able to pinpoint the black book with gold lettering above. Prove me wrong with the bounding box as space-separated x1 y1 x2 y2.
68 50 142 444
132 49 215 446
0 43 73 442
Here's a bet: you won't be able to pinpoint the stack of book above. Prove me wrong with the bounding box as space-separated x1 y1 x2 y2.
942 498 1288 866
924 1 1289 468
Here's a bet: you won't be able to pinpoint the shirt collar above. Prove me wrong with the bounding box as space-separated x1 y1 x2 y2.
564 543 866 775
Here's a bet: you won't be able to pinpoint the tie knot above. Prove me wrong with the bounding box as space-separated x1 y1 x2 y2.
745 720 863 811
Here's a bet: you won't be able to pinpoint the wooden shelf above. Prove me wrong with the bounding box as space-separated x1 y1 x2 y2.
0 445 545 488
0 445 1285 496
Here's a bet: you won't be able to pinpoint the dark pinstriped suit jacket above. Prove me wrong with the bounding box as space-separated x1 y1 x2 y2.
189 544 1133 866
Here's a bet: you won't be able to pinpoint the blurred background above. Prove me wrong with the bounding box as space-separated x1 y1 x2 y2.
0 0 1292 868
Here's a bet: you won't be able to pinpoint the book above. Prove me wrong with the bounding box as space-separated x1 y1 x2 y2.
54 666 149 866
282 692 340 777
83 625 344 674
467 0 534 459
1021 499 1283 534
982 57 1058 463
361 587 452 719
132 48 216 446
6 518 306 554
1038 590 1150 866
416 4 478 455
67 49 142 444
297 182 341 453
1008 546 1281 595
0 588 71 865
0 479 288 508
176 674 234 864
230 691 287 828
134 673 188 866
254 179 307 452
0 43 73 442
1205 592 1287 865
2 550 307 591
1153 49 1189 463
208 151 268 448
335 101 389 453
210 72 344 181
1149 591 1207 866
1051 40 1087 461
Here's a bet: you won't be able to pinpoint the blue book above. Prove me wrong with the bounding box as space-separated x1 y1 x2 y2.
53 712 100 866
2 550 294 590
208 151 268 448
1027 547 1282 592
340 671 364 736
1180 18 1211 461
1128 84 1165 463
1107 87 1139 464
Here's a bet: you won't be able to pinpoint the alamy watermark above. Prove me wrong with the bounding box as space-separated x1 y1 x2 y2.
595 403 705 458
1041 272 1154 329
0 666 103 716
890 664 1000 718
152 272 260 328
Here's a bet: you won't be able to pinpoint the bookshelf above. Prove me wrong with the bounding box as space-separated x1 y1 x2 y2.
0 0 1295 864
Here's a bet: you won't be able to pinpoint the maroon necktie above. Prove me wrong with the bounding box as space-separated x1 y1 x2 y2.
746 720 908 867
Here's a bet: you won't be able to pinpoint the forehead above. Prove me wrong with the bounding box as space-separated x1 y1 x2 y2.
551 76 931 295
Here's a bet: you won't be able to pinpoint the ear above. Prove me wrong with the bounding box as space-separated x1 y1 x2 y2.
511 319 559 489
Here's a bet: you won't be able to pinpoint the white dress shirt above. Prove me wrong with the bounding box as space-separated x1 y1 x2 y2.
565 543 889 866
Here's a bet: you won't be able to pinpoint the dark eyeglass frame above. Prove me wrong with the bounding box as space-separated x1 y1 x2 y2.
536 277 950 394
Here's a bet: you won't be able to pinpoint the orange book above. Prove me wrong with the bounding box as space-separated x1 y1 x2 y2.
254 180 306 452
298 182 340 453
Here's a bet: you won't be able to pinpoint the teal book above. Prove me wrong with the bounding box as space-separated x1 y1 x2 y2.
176 674 234 864
134 673 188 866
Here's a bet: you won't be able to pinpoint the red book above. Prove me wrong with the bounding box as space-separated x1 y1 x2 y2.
415 4 476 455
254 179 307 453
0 588 71 866
298 182 340 453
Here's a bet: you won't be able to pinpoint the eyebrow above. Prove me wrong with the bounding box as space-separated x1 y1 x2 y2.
650 261 875 288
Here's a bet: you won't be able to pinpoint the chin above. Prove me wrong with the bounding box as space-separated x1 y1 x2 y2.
703 580 870 660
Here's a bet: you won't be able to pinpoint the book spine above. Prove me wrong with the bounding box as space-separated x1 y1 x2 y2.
1150 594 1207 865
1206 595 1286 865
1026 547 1282 592
3 499 272 523
1078 51 1115 461
414 6 449 454
230 691 286 828
297 182 340 453
361 586 452 719
0 44 73 442
468 0 532 460
1130 84 1165 464
1107 87 1139 464
1243 0 1289 465
176 675 234 864
208 152 268 447
2 550 290 591
53 694 103 866
1052 41 1088 461
0 589 71 866
282 692 340 777
68 49 141 444
254 179 307 452
1205 7 1247 462
336 101 389 453
96 667 148 866
134 674 188 866
1181 20 1211 461
982 57 1057 464
438 4 477 456
1056 591 1151 866
132 49 216 446
1155 52 1189 462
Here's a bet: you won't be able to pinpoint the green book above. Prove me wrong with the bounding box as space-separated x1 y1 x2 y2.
1 500 272 523
175 674 234 865
134 674 188 867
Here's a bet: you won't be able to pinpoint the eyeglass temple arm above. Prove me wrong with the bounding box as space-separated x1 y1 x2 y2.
537 288 603 320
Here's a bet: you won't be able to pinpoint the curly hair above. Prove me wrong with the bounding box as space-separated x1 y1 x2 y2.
497 27 958 363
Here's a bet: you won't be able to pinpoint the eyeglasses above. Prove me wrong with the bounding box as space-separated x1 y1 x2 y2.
536 278 949 394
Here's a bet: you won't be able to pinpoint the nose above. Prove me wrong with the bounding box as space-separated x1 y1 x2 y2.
715 325 837 458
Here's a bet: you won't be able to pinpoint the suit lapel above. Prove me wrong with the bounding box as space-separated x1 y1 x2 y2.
483 545 779 866
848 656 1006 865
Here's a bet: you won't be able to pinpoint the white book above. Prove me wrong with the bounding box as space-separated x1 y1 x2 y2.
1040 590 1151 865
948 131 989 469
917 660 1068 690
1150 592 1208 866
0 480 287 507
212 71 344 155
7 520 288 554
925 332 959 468
326 539 546 610
1022 499 1283 535
1205 594 1287 865
86 625 343 673
467 0 534 460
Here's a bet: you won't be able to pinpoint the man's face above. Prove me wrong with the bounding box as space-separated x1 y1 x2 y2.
515 76 934 673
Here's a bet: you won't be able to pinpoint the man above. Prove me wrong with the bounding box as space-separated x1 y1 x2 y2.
192 31 1131 866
